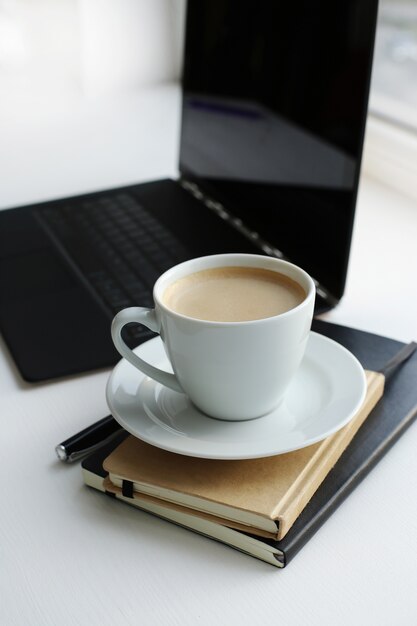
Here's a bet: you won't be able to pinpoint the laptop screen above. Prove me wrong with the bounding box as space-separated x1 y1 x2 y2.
179 0 378 300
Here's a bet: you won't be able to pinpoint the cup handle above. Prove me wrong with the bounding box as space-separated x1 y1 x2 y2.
111 307 183 393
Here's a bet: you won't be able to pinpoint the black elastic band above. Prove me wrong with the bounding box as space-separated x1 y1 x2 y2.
122 480 134 498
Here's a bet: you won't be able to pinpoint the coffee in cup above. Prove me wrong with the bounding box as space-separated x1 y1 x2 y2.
162 266 306 322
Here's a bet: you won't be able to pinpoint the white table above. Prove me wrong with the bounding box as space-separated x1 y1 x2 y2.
1 84 417 626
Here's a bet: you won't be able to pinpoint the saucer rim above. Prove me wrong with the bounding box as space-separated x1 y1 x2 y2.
106 332 366 460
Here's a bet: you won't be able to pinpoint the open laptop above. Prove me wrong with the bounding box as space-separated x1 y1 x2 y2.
0 0 378 382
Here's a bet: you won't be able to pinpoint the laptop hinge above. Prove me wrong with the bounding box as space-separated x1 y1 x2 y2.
179 177 338 308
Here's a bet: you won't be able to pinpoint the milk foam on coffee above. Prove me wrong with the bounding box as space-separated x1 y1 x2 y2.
163 266 306 322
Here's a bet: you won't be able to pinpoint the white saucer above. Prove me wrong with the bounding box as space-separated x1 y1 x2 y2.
106 332 366 460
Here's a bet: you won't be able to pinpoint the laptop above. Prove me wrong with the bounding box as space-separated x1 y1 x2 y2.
0 0 378 382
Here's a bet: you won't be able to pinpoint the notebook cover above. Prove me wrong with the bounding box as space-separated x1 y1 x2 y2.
278 319 417 564
82 320 417 566
103 369 383 540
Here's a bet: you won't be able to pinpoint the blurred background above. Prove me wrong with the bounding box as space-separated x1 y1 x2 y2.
0 0 416 204
0 1 186 209
0 0 186 97
371 0 417 131
0 1 415 115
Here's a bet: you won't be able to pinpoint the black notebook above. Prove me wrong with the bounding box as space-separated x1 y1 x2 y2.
82 321 417 567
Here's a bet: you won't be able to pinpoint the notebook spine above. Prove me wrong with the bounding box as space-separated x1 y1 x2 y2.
274 371 384 540
281 400 417 564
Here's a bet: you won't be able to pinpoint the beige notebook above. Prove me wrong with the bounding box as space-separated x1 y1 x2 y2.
104 370 384 540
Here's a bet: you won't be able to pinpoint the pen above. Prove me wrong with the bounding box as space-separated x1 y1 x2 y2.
55 415 123 462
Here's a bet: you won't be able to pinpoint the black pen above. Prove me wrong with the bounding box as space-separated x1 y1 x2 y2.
55 415 123 462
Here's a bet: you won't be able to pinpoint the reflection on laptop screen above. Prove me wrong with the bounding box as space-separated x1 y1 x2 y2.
180 0 378 300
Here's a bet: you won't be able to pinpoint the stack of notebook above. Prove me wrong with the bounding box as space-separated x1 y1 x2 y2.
82 321 417 567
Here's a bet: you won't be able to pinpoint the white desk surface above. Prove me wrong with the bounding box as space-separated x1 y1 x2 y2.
1 84 417 626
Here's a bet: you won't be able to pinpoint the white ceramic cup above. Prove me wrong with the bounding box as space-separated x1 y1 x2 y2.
111 253 315 421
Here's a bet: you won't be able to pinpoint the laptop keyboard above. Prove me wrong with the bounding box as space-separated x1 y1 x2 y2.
35 192 189 342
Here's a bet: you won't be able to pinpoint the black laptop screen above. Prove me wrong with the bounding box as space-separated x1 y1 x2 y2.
179 0 378 300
